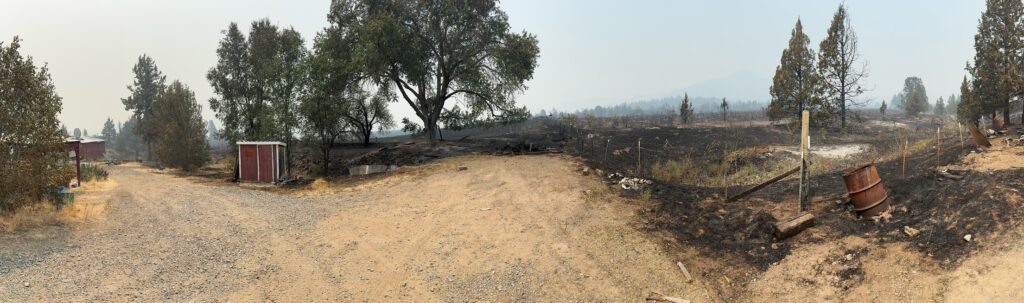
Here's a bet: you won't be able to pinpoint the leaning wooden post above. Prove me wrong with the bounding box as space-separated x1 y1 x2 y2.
798 110 810 212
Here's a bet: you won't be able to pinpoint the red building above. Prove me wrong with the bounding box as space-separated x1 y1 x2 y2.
65 138 106 162
237 141 287 183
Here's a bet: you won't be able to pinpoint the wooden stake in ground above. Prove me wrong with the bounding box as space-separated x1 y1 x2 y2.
798 110 810 212
958 122 964 150
936 127 941 166
902 138 908 178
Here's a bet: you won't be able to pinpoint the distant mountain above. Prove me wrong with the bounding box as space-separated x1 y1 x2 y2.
568 72 771 117
669 71 771 102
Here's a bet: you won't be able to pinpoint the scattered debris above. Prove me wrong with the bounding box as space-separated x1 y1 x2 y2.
937 169 964 181
619 177 653 190
457 166 469 171
645 291 690 303
773 212 815 239
903 226 920 237
676 261 693 282
1005 136 1024 147
964 234 973 242
479 208 492 211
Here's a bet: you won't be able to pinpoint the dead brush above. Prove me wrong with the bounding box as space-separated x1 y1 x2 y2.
0 203 63 233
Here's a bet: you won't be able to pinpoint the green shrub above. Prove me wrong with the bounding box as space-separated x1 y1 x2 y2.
80 164 109 182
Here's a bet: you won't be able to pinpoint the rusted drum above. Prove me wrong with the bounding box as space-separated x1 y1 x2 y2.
843 164 889 217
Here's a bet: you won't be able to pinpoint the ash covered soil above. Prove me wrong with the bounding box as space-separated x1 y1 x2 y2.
555 117 1024 301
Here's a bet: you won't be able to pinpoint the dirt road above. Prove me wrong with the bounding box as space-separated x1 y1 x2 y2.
0 155 695 302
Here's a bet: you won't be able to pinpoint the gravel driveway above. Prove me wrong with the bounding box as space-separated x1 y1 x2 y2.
0 165 363 302
0 156 692 302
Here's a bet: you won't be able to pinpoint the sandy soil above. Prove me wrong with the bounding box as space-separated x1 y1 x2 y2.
0 155 695 302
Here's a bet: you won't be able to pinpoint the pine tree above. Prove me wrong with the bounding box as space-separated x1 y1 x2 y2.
946 94 960 114
122 54 166 160
73 128 81 139
898 77 929 116
679 93 694 124
880 100 887 117
958 76 983 124
770 19 828 125
82 129 88 137
818 4 868 128
935 97 946 116
720 98 729 122
970 0 1024 124
152 80 210 171
101 118 117 142
114 116 145 161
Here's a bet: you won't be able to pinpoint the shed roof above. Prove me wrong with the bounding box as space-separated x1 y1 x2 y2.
65 137 105 144
237 141 287 146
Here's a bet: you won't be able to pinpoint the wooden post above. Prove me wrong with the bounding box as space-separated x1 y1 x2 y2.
74 144 81 185
958 122 964 150
936 127 941 165
902 138 908 178
798 110 810 212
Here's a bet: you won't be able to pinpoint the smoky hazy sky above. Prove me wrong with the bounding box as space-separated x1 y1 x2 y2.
1 0 984 133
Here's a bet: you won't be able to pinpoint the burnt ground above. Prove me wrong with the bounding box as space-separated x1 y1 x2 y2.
282 117 1021 274
182 115 1023 300
544 116 1024 294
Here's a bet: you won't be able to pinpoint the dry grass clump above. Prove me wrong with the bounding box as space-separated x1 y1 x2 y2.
0 180 114 233
652 148 801 188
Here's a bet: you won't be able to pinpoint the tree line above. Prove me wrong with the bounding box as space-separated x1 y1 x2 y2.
767 4 870 128
203 0 539 175
960 0 1024 126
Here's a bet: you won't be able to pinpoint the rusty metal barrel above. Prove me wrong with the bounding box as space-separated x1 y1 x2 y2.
843 164 889 217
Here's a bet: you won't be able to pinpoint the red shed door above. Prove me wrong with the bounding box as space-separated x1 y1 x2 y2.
240 145 259 181
258 145 274 182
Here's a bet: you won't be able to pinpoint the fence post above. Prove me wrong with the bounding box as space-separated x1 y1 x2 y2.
936 127 941 166
958 122 964 150
798 110 810 212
